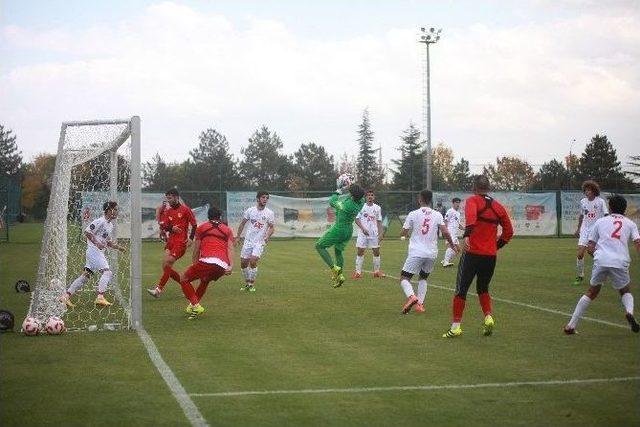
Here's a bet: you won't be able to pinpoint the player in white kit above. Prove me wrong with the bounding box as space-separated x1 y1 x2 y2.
236 191 275 292
399 190 456 314
353 190 385 279
60 201 126 308
565 194 640 334
572 180 608 286
441 197 464 267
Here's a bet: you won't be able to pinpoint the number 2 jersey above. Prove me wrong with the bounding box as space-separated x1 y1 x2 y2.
402 207 444 259
589 214 640 269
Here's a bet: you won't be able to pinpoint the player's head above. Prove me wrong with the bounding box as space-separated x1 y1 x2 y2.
256 191 270 207
103 201 118 219
349 184 365 202
208 206 223 222
608 194 627 215
582 180 600 198
365 190 375 204
165 188 180 207
472 175 490 194
418 189 433 206
452 197 461 209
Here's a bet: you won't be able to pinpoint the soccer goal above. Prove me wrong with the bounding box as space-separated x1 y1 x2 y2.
27 117 142 332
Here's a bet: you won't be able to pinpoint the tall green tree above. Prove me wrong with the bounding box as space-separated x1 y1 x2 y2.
142 154 190 191
626 155 640 181
240 126 293 190
391 123 423 191
483 156 535 191
577 134 635 190
449 158 473 191
356 109 383 190
0 124 22 175
534 159 571 190
291 142 336 191
431 143 454 190
188 128 243 191
21 153 56 219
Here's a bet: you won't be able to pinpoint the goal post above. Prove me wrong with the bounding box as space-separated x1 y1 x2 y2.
28 117 141 332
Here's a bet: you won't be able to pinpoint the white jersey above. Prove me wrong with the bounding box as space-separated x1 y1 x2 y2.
402 207 444 258
579 197 608 232
444 208 461 235
242 206 275 243
589 214 640 269
84 216 114 251
357 203 382 238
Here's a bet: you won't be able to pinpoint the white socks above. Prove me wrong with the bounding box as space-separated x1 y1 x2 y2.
568 295 592 329
400 279 414 298
373 256 381 271
242 267 249 282
417 280 427 304
576 258 585 278
444 248 455 264
242 267 258 283
97 270 113 294
355 256 364 273
67 274 88 295
621 292 634 315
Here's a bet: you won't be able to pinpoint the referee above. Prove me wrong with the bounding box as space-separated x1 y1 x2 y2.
443 175 514 338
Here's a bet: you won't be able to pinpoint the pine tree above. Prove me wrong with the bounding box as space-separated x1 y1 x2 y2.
391 123 423 191
189 128 243 191
240 126 293 190
356 109 382 190
534 159 570 190
577 134 635 190
449 158 473 191
291 143 336 190
0 125 22 175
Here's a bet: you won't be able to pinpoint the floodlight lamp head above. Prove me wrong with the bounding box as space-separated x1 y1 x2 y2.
421 27 426 32
426 35 431 41
430 27 435 32
436 36 440 41
437 28 442 34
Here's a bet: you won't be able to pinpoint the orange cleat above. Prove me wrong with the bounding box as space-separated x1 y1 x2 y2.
401 295 418 314
351 271 362 279
373 270 386 278
414 303 425 313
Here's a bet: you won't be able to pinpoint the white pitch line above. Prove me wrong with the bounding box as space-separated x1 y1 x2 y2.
371 271 628 329
137 328 209 427
189 376 640 398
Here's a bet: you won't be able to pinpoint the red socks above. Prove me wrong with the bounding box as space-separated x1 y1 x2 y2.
195 283 208 301
478 292 492 316
453 295 466 323
158 266 180 290
180 281 199 305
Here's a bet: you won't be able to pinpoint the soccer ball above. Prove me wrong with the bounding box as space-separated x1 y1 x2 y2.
45 316 65 335
336 173 355 190
22 317 40 336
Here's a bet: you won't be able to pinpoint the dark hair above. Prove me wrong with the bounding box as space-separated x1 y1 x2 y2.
208 206 223 220
102 201 118 212
419 189 433 205
165 188 179 197
256 190 269 199
608 194 627 215
582 180 600 197
473 175 490 192
452 197 461 203
366 189 375 195
349 184 365 202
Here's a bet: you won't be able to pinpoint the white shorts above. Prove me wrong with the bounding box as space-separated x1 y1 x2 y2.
578 227 592 246
590 265 630 289
356 235 380 248
401 256 436 276
241 241 265 259
85 246 109 273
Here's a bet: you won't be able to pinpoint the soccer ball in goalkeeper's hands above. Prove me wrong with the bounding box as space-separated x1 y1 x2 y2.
336 173 355 192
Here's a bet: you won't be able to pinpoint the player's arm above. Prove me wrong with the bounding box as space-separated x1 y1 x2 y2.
400 215 412 239
107 238 126 252
84 230 105 249
439 224 456 249
329 192 342 210
575 214 583 237
462 199 478 251
191 238 201 264
496 206 514 249
265 222 275 243
236 218 248 246
355 218 369 236
225 231 235 274
377 219 383 241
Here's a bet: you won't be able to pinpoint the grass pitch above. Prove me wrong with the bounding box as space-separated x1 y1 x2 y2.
1 223 639 426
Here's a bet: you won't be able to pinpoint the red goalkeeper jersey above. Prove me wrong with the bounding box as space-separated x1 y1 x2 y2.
465 194 514 256
165 203 196 243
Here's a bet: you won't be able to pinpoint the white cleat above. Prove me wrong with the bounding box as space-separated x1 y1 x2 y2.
146 287 161 298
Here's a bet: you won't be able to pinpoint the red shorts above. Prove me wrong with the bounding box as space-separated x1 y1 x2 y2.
183 261 226 284
165 239 187 259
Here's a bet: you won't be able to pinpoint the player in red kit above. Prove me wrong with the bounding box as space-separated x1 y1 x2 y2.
147 188 197 298
443 175 514 338
180 206 234 319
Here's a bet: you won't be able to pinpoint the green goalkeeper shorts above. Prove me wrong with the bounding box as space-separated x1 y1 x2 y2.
316 225 353 251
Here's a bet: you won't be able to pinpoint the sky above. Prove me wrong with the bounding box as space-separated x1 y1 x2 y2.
1 0 639 173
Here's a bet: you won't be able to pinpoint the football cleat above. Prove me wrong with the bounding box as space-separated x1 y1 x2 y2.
333 273 346 288
483 314 495 336
241 284 256 292
373 270 385 278
401 295 418 314
625 313 640 333
94 295 113 307
563 326 576 335
571 276 583 286
414 303 425 313
442 326 463 338
146 287 161 298
185 303 194 314
351 271 362 279
441 262 454 268
59 294 75 309
188 304 205 320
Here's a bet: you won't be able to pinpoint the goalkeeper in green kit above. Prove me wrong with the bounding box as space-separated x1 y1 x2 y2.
315 180 365 288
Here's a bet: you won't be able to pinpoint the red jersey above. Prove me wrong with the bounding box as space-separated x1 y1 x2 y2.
165 203 197 242
464 194 514 256
196 221 234 263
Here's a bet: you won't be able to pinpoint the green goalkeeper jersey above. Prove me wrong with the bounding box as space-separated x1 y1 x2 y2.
330 192 364 229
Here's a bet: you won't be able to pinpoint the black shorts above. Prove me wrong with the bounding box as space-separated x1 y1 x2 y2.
455 252 497 298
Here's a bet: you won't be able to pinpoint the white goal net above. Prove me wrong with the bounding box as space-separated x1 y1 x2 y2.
28 118 141 331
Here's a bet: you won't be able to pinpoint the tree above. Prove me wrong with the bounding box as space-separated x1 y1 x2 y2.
142 154 190 191
291 142 336 191
356 109 383 190
626 155 640 182
21 153 56 219
483 156 535 191
449 158 473 191
188 128 243 191
0 124 22 176
534 159 571 190
431 143 454 190
239 126 293 190
391 123 423 191
576 134 635 190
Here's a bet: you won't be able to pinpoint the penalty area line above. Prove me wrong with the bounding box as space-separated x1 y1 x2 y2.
189 376 640 398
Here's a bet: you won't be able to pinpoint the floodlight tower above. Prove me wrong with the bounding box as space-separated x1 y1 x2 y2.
418 27 442 189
